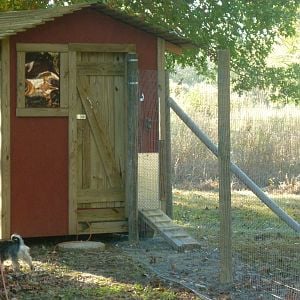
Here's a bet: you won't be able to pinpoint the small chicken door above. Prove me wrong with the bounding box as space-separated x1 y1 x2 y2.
69 49 127 235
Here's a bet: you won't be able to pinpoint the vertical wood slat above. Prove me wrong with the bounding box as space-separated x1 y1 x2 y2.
0 38 11 239
60 52 69 108
165 72 173 218
68 50 77 235
126 53 139 242
77 76 121 188
16 51 25 108
218 49 233 284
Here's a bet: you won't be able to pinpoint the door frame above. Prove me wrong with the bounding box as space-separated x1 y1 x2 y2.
67 43 137 235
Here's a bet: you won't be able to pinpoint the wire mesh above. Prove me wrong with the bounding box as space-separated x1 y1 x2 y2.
170 79 300 299
137 153 160 210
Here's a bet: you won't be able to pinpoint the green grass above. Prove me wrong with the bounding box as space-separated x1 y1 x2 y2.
173 189 300 271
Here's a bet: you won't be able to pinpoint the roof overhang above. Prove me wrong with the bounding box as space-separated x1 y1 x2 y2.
0 1 197 53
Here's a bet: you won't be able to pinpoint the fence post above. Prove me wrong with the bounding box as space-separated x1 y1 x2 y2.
218 49 233 284
165 72 173 218
126 53 139 242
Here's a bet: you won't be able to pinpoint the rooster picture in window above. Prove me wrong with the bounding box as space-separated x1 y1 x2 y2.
25 52 60 108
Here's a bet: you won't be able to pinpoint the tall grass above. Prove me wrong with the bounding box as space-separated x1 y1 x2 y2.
170 82 300 192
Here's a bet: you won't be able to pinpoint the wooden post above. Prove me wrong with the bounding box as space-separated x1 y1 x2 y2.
0 39 11 239
126 53 139 242
68 50 77 235
218 49 232 284
165 72 173 218
157 38 168 213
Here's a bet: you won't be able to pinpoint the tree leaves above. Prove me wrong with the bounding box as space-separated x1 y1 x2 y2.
1 0 299 103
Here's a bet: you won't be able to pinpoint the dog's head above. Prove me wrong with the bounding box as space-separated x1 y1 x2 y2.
11 234 24 246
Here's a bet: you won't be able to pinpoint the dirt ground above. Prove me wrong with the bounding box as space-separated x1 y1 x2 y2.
0 234 292 299
1 234 201 300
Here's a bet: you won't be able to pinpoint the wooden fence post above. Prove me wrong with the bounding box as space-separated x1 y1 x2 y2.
126 53 139 242
218 49 233 284
165 72 173 218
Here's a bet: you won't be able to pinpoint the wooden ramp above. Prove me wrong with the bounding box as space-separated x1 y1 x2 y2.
139 209 201 251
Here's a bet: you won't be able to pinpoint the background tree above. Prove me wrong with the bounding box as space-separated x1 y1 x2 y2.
1 0 299 103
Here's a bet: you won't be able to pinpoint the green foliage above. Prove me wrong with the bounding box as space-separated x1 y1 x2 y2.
107 0 299 103
1 0 299 103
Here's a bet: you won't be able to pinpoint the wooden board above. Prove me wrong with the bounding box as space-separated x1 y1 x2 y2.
0 38 11 239
77 221 128 234
71 50 127 233
139 208 201 251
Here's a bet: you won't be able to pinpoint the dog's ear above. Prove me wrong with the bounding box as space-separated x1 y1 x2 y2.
11 234 22 244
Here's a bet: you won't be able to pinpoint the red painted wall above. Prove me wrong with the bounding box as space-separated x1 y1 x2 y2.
10 8 158 237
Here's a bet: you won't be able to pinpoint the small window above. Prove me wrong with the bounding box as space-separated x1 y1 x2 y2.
17 44 69 117
25 52 60 108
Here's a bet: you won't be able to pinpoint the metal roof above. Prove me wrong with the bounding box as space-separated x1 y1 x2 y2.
0 1 195 48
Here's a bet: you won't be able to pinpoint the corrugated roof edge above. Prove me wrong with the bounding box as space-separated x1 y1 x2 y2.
0 1 197 49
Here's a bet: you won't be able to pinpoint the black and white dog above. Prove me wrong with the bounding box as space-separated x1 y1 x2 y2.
0 234 33 271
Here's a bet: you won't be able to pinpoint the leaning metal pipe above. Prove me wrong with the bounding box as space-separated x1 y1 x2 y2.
169 97 300 233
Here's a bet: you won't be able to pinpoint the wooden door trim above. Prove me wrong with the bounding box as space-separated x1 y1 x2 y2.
0 38 11 239
69 43 136 53
68 50 77 235
68 47 129 235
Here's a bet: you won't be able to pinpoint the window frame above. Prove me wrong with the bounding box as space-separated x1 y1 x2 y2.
16 43 69 117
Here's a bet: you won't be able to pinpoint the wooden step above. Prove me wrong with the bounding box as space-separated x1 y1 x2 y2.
139 209 201 251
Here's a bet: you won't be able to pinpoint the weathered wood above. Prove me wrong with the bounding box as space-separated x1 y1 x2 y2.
164 72 173 218
0 38 11 239
77 62 125 76
68 50 77 235
77 221 128 234
114 75 126 181
157 38 167 213
16 43 69 52
16 108 69 117
69 43 136 53
159 140 167 212
218 49 232 284
77 208 125 222
126 53 139 242
77 76 121 187
16 51 25 108
169 97 300 233
139 209 200 251
74 51 126 234
78 201 125 209
82 119 91 189
77 188 124 203
60 52 69 108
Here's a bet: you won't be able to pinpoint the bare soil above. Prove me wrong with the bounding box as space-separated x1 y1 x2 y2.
0 234 200 300
1 233 296 299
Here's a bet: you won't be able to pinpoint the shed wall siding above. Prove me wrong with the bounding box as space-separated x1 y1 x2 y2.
9 8 158 237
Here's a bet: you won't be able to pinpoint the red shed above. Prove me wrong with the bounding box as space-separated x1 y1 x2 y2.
0 2 193 239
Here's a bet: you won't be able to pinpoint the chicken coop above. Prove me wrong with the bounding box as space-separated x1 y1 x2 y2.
0 2 194 240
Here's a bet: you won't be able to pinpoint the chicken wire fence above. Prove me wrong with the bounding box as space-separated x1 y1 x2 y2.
169 80 299 299
135 70 299 299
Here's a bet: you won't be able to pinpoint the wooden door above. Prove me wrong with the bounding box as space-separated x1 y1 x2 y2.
72 51 127 234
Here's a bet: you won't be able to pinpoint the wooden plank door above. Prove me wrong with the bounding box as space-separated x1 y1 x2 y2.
72 51 127 234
